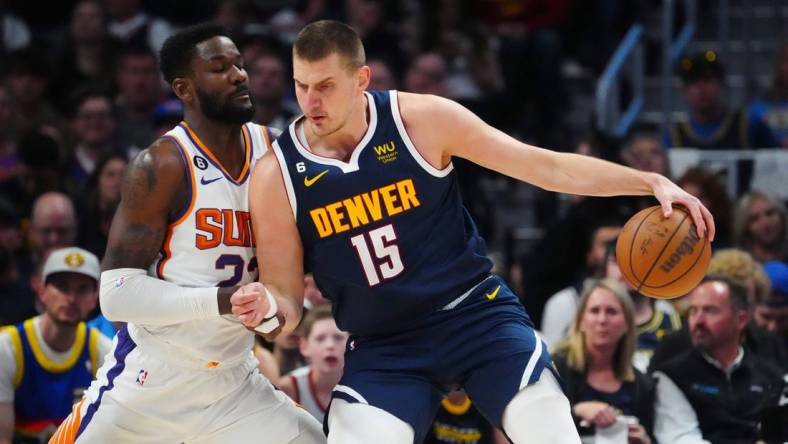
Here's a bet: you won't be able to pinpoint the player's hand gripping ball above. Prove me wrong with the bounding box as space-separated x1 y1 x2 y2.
616 205 711 299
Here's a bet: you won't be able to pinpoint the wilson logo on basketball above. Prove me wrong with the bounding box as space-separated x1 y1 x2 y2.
660 226 700 273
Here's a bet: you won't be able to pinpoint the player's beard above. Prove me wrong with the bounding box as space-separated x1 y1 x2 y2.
197 87 255 124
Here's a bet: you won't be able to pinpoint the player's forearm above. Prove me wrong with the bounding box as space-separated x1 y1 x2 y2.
100 268 233 325
543 151 659 197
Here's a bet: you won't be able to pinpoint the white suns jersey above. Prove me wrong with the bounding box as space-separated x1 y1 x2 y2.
139 121 272 363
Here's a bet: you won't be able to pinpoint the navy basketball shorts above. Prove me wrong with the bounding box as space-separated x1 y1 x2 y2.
328 275 556 443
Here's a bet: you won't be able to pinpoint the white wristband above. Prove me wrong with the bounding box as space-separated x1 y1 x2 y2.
255 287 280 334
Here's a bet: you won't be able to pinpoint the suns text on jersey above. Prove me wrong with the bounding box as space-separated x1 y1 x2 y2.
310 178 420 238
194 209 255 249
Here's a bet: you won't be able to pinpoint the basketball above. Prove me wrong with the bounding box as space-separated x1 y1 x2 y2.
616 205 711 299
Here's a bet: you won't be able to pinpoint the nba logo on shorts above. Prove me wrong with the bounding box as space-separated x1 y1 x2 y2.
136 369 148 386
349 340 355 351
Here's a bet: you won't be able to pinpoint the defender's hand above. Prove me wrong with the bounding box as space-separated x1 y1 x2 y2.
231 282 276 328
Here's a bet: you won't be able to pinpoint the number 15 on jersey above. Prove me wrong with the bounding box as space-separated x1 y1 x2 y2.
350 224 404 286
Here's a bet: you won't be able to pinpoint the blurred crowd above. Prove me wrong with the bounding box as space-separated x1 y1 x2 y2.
0 0 787 443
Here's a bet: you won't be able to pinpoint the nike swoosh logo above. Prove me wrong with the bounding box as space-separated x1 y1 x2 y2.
201 176 222 185
304 169 329 187
486 285 501 300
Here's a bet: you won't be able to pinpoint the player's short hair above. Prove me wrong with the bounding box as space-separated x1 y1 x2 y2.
159 23 233 84
298 304 334 338
293 20 365 71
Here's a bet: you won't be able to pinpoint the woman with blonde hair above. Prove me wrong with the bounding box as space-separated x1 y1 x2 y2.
733 190 788 262
553 278 654 444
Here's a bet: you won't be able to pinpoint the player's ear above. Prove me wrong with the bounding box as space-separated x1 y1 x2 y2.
172 78 193 103
357 65 370 91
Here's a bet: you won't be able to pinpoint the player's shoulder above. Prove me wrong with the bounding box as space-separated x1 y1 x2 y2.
130 137 187 178
397 92 470 131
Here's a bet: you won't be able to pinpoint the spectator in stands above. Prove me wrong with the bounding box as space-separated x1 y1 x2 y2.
482 0 570 145
598 239 681 372
1 4 31 52
28 192 78 271
757 261 788 347
665 51 777 149
0 247 113 443
0 130 62 219
0 198 35 327
620 134 670 178
367 58 398 91
78 154 127 258
114 46 161 156
0 86 20 185
734 190 788 262
66 90 118 192
542 221 622 347
421 0 503 102
248 52 298 130
151 98 183 138
51 1 119 115
677 167 733 248
426 390 509 444
748 43 788 147
344 0 405 76
652 276 785 444
405 52 449 97
105 0 174 53
651 249 788 372
553 278 654 444
278 305 348 423
4 48 62 135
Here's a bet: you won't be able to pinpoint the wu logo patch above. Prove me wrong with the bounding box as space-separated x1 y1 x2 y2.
374 141 397 163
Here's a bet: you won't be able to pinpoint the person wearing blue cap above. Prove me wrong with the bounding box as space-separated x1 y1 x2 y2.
756 261 788 346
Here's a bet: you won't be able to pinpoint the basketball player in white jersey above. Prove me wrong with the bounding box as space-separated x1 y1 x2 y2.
49 24 325 444
279 305 348 423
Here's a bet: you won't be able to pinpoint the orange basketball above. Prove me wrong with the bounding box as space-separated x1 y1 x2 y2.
616 205 711 299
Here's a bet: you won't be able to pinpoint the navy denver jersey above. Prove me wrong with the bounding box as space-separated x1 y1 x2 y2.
272 90 492 335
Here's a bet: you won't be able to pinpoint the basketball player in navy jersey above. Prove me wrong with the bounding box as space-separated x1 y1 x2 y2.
50 24 324 443
230 20 716 444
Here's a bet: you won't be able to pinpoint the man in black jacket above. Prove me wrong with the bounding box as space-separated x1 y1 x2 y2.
652 276 785 444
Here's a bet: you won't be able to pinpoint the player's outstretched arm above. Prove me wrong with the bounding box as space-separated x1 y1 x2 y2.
397 92 714 241
100 139 238 325
231 153 305 338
